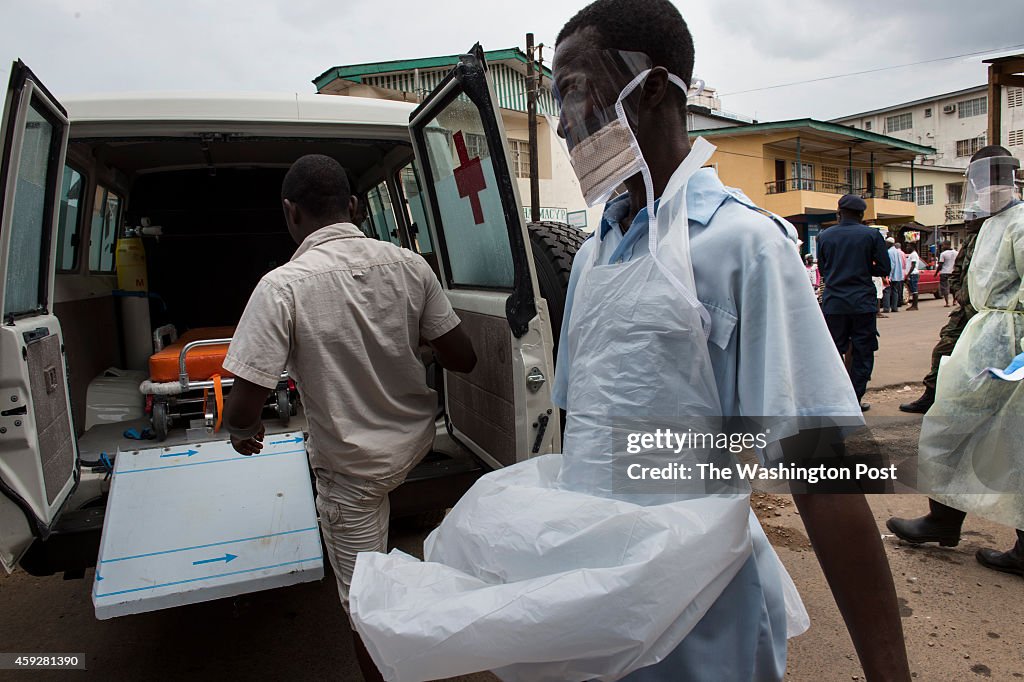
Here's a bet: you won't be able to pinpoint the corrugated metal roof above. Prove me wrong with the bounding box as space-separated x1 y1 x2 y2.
314 48 558 115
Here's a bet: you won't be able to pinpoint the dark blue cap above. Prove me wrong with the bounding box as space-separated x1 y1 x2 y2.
838 194 867 211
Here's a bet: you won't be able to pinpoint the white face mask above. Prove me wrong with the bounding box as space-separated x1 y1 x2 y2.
966 185 1016 218
568 118 644 207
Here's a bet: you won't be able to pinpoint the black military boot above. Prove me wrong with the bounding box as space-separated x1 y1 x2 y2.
886 499 964 546
976 530 1024 577
899 388 935 413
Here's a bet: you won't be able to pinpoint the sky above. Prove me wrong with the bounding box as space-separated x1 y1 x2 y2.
0 0 1021 122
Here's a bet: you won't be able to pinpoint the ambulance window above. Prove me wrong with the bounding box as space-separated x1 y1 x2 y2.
56 165 84 272
3 102 60 317
89 185 121 273
419 99 514 290
365 182 401 246
400 163 433 255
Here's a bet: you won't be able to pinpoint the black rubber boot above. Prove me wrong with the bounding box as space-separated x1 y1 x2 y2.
899 388 935 413
908 293 919 311
886 499 965 546
976 530 1024 577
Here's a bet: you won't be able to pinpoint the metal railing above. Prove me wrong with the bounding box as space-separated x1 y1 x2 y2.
765 180 914 202
945 203 965 222
881 188 914 201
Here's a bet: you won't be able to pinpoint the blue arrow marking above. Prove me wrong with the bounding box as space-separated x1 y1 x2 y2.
193 553 238 566
159 449 199 459
270 437 303 445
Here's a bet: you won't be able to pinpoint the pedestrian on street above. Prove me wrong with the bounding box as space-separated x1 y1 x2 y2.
873 275 887 318
817 194 891 411
885 236 904 313
805 253 820 290
903 242 921 310
938 240 958 307
221 154 477 682
888 146 1024 576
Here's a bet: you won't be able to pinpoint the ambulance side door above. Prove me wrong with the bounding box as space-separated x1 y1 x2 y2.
408 46 559 469
0 61 77 572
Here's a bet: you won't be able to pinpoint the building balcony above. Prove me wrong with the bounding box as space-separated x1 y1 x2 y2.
763 179 916 220
945 202 965 223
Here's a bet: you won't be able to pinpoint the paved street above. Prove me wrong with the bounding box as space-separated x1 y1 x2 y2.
872 293 956 391
1 295 1021 681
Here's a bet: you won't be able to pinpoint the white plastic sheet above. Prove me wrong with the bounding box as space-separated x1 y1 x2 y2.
350 454 752 682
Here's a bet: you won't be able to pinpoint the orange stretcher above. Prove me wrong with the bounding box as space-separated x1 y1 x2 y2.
148 326 236 383
143 326 296 441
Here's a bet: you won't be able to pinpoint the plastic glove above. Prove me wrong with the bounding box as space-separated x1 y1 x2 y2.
1003 350 1024 376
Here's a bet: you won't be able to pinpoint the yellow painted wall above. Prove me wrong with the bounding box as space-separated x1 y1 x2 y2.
881 166 965 227
696 131 918 221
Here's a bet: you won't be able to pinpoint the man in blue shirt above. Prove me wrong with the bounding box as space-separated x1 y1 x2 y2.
817 195 891 409
885 236 905 312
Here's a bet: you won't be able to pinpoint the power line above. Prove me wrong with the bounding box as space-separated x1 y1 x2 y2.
720 43 1024 96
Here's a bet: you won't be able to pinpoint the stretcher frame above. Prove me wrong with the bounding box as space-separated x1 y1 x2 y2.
144 336 295 441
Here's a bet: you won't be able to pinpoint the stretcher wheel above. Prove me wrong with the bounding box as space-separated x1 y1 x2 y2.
276 388 291 426
153 401 170 441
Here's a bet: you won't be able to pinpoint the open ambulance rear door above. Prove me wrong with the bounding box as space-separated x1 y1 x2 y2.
408 46 560 470
0 61 78 573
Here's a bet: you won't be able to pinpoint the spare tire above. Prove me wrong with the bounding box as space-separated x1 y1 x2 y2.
527 221 587 350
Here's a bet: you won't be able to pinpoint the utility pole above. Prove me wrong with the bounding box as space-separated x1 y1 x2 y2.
984 54 1024 148
526 32 541 223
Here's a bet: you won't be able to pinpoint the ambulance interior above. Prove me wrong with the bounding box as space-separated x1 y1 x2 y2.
56 135 434 465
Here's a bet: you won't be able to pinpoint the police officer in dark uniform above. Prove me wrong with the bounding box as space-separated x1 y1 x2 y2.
817 195 890 410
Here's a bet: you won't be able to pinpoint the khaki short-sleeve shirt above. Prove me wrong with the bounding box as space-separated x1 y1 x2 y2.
223 223 459 480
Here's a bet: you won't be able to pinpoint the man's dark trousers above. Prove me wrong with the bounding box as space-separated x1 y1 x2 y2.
825 313 878 399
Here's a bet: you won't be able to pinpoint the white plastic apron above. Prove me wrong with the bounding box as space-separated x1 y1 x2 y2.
560 137 729 501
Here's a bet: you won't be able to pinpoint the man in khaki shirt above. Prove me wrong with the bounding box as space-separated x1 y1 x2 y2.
223 154 476 681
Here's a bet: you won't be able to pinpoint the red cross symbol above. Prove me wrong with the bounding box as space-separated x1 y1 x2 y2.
453 130 487 225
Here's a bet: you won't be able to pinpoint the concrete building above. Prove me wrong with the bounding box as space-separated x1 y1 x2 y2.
832 84 1024 246
691 119 934 255
313 49 746 231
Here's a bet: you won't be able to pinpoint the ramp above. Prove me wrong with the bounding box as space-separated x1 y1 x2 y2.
92 431 323 619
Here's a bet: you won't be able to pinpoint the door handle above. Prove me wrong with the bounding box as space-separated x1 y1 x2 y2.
526 367 546 393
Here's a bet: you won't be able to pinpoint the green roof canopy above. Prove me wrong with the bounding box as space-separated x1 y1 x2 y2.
313 48 552 91
692 118 935 165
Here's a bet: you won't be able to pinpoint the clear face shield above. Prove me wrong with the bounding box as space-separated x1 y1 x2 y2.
963 155 1021 220
552 48 702 207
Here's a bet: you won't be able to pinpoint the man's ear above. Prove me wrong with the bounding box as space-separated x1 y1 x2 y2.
348 195 359 221
282 198 300 227
640 66 670 109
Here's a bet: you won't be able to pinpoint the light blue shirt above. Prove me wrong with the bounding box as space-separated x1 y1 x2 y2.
553 168 862 680
554 168 857 430
888 245 904 281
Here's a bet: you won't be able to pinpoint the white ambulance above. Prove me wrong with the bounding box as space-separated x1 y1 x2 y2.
0 46 582 618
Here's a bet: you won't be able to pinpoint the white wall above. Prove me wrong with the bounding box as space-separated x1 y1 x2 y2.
836 86 1024 170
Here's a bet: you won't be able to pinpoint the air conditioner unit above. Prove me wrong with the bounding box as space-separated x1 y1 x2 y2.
943 104 957 114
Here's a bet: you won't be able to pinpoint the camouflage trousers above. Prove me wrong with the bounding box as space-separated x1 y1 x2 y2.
922 304 976 392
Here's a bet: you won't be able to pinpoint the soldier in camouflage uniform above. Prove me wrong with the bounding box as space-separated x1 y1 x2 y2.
899 218 981 413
